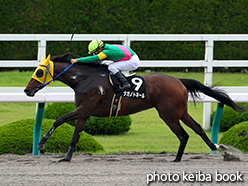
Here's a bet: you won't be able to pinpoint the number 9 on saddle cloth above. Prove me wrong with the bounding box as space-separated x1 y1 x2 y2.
109 73 146 117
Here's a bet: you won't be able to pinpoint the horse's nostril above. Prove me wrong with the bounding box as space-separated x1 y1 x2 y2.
24 89 28 94
24 88 31 95
24 87 36 97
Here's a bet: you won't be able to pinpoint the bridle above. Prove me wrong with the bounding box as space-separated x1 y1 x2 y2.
39 63 74 88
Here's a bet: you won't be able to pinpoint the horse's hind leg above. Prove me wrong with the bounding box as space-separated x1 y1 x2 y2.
158 113 189 162
59 118 87 162
180 110 227 151
171 122 189 162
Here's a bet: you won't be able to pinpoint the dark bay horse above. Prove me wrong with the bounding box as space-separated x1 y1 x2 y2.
24 53 244 162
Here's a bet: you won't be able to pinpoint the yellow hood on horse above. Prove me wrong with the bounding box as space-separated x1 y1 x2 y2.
32 54 54 85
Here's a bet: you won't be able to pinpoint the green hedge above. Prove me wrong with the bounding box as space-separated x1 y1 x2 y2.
44 103 76 126
44 102 132 135
219 121 248 153
211 103 248 132
1 0 248 72
0 119 104 155
85 116 132 135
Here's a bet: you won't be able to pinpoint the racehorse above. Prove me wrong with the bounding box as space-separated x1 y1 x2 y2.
24 53 244 162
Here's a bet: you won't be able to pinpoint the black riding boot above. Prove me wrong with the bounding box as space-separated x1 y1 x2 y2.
115 71 131 91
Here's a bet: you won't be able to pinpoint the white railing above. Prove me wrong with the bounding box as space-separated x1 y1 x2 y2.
0 34 248 130
1 89 248 103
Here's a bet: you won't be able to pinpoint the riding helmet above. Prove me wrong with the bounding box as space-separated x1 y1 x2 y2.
88 39 104 54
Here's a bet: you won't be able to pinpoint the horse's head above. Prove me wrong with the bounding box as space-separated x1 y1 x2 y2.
24 54 54 97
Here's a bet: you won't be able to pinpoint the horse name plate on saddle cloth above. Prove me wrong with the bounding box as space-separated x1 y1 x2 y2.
109 73 146 117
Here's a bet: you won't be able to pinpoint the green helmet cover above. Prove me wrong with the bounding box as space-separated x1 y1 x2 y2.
88 39 104 54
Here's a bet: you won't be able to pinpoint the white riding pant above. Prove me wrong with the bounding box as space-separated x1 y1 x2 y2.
108 54 140 75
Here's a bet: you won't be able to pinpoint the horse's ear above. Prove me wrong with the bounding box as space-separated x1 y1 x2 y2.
44 54 51 66
47 54 51 62
42 54 46 62
40 54 47 65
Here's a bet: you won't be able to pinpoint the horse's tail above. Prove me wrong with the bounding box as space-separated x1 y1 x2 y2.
179 78 246 112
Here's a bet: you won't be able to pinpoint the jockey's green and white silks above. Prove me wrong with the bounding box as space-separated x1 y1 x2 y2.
77 44 135 63
77 43 140 75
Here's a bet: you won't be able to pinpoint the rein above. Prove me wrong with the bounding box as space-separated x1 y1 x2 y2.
41 63 74 88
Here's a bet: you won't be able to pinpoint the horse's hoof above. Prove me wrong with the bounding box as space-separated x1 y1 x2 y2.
38 143 45 151
172 159 180 162
215 144 228 151
58 157 71 162
218 144 228 151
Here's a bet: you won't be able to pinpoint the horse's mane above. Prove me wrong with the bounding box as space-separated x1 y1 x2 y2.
51 52 107 69
51 52 75 63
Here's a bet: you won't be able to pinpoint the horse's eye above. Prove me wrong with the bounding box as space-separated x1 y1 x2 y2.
36 69 44 78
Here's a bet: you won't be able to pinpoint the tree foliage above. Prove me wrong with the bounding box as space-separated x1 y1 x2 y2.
1 0 248 71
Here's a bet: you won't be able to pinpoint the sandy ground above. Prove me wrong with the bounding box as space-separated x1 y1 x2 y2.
0 152 247 186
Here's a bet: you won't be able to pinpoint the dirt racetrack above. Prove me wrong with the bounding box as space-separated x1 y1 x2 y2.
0 152 247 186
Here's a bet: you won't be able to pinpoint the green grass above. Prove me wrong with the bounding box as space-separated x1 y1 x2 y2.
0 103 36 126
137 71 248 86
0 71 65 87
0 71 247 154
94 104 211 154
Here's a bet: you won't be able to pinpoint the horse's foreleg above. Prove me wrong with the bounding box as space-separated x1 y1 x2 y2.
38 109 81 151
58 118 87 162
38 125 56 150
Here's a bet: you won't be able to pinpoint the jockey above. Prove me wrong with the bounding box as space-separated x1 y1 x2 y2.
70 39 140 91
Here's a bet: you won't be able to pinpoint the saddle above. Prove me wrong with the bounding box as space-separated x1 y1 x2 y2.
109 73 146 117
